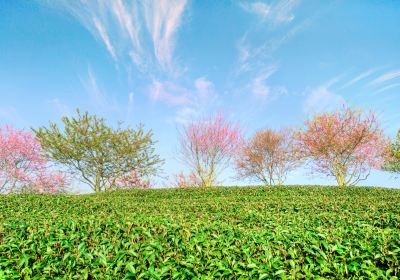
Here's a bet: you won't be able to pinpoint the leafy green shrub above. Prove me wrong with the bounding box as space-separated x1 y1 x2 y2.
34 110 163 192
0 186 399 278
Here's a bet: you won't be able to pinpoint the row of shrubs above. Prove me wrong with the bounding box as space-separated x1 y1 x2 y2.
0 106 399 193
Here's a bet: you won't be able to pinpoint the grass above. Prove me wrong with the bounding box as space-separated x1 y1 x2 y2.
0 186 400 279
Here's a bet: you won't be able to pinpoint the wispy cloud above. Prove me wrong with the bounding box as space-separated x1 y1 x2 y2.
173 107 198 124
341 68 376 89
83 67 108 108
48 98 71 116
149 77 218 123
111 0 141 51
235 11 312 76
248 66 285 99
126 92 134 118
251 17 311 61
149 80 190 106
374 83 400 94
43 0 188 75
80 66 120 112
92 16 117 60
240 0 299 24
370 70 400 86
303 84 346 114
144 0 187 72
194 77 216 102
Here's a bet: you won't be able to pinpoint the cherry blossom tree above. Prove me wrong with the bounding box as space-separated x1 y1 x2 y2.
296 107 390 187
0 125 67 194
172 172 202 188
178 114 242 187
236 128 300 186
113 170 151 190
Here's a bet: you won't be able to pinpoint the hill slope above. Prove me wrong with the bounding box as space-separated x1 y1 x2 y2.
1 186 399 278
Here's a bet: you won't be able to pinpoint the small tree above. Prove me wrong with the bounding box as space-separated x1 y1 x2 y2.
114 170 151 190
236 128 300 186
34 110 163 192
172 172 202 188
178 114 242 187
0 126 67 194
383 129 400 177
296 107 390 187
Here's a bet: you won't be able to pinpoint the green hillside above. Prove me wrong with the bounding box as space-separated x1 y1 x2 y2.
1 186 399 279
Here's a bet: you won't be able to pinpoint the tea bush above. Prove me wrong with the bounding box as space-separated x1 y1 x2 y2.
0 186 399 279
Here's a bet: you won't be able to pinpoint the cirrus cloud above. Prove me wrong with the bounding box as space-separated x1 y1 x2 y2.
40 0 188 75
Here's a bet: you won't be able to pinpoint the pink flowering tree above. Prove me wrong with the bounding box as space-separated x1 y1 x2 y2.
112 170 151 190
0 126 67 194
172 171 202 188
296 107 390 187
178 114 242 187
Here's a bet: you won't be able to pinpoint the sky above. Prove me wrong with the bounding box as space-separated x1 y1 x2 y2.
0 0 399 190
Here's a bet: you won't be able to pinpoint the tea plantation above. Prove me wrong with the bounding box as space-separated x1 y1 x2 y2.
1 186 399 279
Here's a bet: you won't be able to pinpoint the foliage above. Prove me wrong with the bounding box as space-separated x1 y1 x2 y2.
383 129 400 177
178 114 242 187
236 128 300 186
34 110 163 192
0 125 67 194
296 107 390 187
0 186 399 278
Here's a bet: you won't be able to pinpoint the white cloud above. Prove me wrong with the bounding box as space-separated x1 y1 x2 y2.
249 66 277 97
127 92 134 116
111 0 141 51
235 13 311 76
374 83 400 94
173 107 198 124
195 77 216 101
43 0 188 74
144 0 187 72
48 98 70 116
149 77 217 107
236 38 251 73
92 16 117 60
341 68 376 89
83 67 107 108
149 80 190 106
370 70 400 86
241 2 271 18
273 0 298 22
80 67 120 112
240 0 298 24
149 77 219 124
303 86 346 113
241 66 287 103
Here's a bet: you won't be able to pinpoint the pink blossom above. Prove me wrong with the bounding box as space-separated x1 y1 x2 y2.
178 113 242 187
172 171 202 188
296 107 390 186
0 125 67 194
113 170 151 190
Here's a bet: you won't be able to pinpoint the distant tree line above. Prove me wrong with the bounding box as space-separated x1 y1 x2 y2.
175 106 394 188
0 106 399 193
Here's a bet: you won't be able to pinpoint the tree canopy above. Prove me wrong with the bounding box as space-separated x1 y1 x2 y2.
34 110 163 192
383 129 400 176
296 107 389 187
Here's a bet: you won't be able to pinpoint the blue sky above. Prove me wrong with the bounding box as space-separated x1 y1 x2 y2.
0 0 399 190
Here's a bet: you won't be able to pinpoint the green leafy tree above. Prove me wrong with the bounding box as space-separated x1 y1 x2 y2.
34 110 163 192
383 129 400 176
